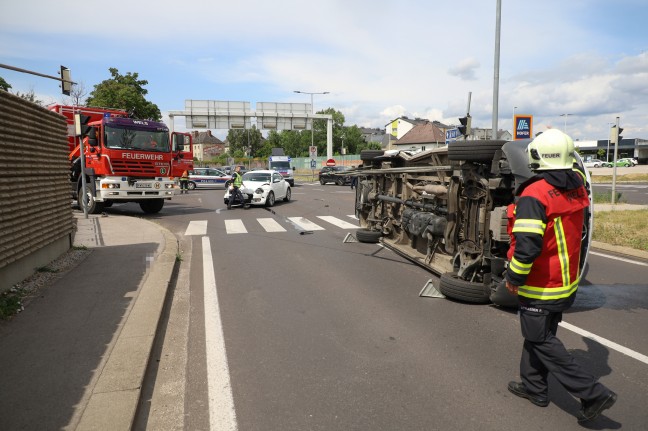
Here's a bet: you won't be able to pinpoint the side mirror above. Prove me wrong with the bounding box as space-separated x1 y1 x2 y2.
292 166 296 171
87 127 98 147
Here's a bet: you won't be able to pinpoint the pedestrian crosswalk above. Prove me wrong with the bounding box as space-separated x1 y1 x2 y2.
185 215 358 236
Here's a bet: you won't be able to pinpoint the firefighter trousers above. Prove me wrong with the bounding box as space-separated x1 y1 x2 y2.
519 307 609 402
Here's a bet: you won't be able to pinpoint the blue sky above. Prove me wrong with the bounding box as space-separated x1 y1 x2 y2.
2 0 647 141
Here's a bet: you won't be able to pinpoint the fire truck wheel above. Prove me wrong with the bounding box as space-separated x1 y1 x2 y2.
439 272 491 304
81 184 104 214
139 199 165 214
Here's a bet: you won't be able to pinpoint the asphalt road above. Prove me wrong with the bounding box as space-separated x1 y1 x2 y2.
588 163 648 205
109 182 648 430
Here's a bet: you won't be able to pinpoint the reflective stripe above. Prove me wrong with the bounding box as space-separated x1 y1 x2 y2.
509 256 533 275
573 167 586 184
518 278 580 300
553 217 570 286
512 218 546 235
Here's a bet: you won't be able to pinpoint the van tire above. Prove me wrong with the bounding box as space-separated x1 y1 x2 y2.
356 229 382 243
439 272 491 304
448 140 507 162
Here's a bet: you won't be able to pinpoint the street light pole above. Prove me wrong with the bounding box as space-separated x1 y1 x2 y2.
560 113 573 134
513 106 517 135
294 90 330 149
606 122 614 163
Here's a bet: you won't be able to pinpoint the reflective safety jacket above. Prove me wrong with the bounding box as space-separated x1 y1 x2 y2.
506 170 589 311
232 172 243 187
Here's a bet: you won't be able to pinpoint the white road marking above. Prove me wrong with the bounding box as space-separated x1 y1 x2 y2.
287 217 325 231
202 237 238 430
560 321 648 365
185 220 208 236
225 219 247 234
317 215 358 229
347 214 358 220
590 251 648 266
257 218 286 232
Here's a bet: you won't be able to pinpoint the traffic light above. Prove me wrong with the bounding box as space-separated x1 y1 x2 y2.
60 65 71 96
609 123 624 145
458 115 472 137
74 113 92 136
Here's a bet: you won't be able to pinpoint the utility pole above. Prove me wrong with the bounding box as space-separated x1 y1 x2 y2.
491 0 502 139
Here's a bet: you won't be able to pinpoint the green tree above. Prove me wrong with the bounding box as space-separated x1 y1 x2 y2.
226 126 264 157
86 68 161 121
314 108 345 155
341 125 365 155
0 76 11 91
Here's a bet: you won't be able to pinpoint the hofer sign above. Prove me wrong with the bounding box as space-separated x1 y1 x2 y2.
514 115 533 140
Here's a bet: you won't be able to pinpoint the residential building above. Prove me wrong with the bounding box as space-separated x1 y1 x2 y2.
393 120 445 152
191 130 225 161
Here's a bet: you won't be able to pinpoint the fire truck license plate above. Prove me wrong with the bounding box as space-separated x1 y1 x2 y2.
136 183 152 188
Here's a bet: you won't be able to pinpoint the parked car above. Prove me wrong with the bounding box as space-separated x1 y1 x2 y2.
319 166 353 185
618 158 637 167
583 159 604 168
603 159 633 167
223 165 248 175
224 170 291 207
353 140 593 307
188 168 232 189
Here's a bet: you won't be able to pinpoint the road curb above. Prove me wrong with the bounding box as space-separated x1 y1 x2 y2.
75 220 178 431
591 240 648 260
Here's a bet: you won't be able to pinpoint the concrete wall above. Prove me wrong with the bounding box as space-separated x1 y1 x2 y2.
0 91 74 292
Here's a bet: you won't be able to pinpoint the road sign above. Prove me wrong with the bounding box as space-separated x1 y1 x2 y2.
309 145 317 159
514 115 533 140
446 128 459 144
325 158 336 167
310 159 316 169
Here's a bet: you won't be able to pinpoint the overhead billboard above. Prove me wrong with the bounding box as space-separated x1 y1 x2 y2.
184 100 252 129
256 102 312 130
514 115 533 140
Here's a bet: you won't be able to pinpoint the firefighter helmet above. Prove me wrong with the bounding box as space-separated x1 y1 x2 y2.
527 129 575 171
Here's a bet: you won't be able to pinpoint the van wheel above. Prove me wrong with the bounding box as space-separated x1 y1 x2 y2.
356 229 382 243
439 272 491 304
448 140 507 162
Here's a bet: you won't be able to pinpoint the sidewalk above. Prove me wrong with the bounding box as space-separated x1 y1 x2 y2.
0 212 177 431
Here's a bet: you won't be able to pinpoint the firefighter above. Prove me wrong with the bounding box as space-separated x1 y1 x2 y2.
179 169 189 194
505 129 617 422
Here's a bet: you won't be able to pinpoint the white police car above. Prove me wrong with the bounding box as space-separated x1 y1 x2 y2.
188 168 232 189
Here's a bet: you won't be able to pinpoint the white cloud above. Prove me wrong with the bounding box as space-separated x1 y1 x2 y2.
448 58 480 81
2 0 647 141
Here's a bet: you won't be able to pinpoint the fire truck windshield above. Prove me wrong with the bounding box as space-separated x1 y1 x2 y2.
105 125 170 152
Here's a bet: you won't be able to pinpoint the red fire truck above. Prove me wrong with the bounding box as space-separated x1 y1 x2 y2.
50 105 190 214
171 131 194 178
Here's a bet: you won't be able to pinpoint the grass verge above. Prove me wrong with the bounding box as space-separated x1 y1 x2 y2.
593 209 648 252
